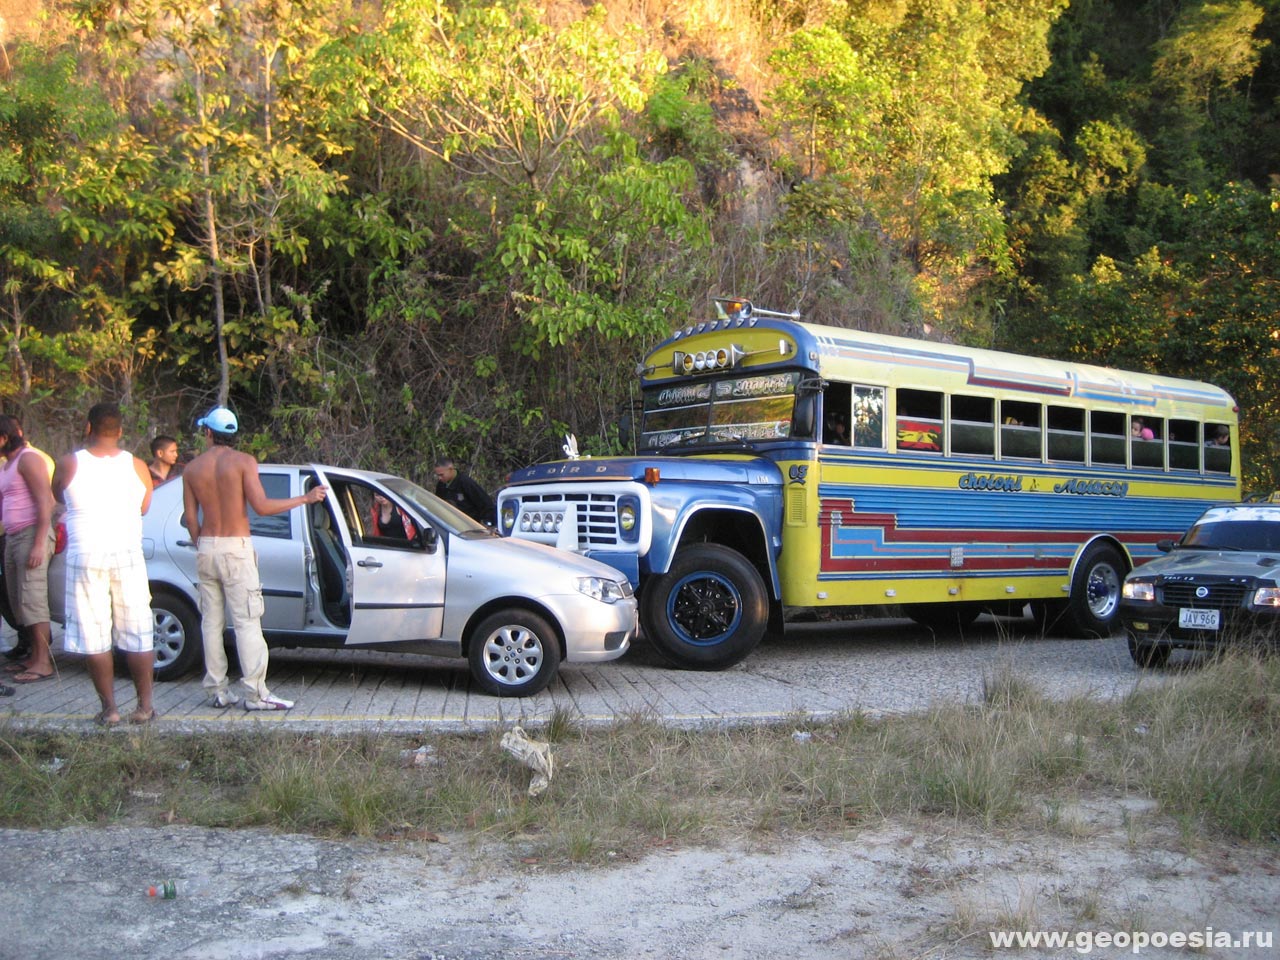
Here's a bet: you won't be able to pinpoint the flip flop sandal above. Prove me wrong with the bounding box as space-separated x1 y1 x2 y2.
127 709 157 725
94 709 120 727
12 671 53 684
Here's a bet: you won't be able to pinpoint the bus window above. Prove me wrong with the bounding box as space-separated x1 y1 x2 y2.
1132 415 1164 469
823 383 852 445
1000 400 1041 460
852 385 885 449
950 394 994 456
1169 418 1200 470
896 388 942 452
1091 411 1125 465
1047 405 1086 463
1205 422 1233 473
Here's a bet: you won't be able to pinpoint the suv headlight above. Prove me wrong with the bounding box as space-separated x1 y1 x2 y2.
1123 581 1155 602
577 576 632 604
1253 586 1280 608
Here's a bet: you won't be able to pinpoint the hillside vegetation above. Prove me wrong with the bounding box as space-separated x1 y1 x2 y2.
1 0 1277 490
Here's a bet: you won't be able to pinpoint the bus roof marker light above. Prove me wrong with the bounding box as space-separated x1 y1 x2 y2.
644 466 660 485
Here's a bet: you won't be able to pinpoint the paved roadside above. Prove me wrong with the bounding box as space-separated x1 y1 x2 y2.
0 615 1164 733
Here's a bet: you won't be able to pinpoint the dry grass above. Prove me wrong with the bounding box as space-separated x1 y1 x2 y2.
0 651 1276 864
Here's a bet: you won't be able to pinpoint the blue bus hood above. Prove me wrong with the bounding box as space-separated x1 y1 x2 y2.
506 456 783 487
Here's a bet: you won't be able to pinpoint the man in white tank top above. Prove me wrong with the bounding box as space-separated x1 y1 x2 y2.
52 402 156 726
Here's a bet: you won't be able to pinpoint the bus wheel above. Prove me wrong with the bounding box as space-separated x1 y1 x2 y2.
1062 544 1125 638
641 544 769 670
904 602 982 633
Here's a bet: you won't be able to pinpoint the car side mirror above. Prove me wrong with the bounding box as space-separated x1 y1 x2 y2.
422 527 438 551
1157 539 1175 553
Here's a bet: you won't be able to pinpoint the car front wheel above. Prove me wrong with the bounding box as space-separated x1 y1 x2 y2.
151 589 203 681
468 609 562 697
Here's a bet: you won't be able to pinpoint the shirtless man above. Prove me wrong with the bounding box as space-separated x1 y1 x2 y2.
182 406 326 711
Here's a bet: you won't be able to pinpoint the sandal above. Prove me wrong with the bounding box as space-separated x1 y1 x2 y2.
127 708 157 725
94 708 120 727
11 670 53 684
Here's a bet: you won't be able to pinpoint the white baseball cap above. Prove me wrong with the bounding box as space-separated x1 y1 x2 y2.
197 405 239 436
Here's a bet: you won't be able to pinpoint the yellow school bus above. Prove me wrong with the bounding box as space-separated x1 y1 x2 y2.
498 298 1240 669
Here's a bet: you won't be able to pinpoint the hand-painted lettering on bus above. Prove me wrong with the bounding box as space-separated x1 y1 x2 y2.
1053 478 1130 497
958 473 1024 492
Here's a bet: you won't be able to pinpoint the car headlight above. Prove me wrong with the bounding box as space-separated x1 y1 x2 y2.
1253 586 1280 608
1123 581 1155 602
577 576 631 604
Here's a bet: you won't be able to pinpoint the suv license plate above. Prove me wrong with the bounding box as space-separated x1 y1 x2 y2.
1179 608 1220 630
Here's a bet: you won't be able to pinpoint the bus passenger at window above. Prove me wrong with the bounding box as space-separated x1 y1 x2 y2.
1131 417 1154 441
1206 425 1230 446
824 413 849 445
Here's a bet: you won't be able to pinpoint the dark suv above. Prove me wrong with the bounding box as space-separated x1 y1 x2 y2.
1119 499 1280 667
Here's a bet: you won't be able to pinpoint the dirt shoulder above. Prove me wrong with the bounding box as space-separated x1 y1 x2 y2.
4 791 1276 960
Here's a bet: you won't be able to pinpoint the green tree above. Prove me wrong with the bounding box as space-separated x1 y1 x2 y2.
0 40 174 418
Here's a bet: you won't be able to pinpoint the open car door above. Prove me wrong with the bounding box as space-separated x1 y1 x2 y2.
309 466 446 644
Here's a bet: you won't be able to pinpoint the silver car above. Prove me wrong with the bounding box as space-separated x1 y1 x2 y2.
5 465 636 696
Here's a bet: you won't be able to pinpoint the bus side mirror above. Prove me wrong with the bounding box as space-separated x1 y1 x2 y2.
793 395 816 439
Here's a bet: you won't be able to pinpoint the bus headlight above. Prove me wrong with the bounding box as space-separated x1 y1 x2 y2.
500 500 517 534
1122 581 1155 602
618 495 640 542
577 576 631 604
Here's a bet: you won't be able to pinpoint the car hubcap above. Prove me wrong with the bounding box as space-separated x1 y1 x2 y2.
482 625 544 685
152 609 185 667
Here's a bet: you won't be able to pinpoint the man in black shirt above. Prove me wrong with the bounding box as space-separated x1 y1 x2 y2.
433 458 495 526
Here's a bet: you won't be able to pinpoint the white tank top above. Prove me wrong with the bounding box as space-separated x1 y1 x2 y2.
63 448 146 555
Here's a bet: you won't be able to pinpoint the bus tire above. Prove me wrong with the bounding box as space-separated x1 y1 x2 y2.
904 602 982 633
1061 543 1125 638
641 544 769 670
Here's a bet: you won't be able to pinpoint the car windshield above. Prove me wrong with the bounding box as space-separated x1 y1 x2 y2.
381 476 489 536
1182 517 1280 552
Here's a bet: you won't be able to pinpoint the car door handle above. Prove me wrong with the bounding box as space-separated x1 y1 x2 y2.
357 558 383 569
177 539 194 548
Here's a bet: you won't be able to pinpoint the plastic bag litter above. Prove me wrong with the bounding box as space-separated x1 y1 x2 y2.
500 725 554 797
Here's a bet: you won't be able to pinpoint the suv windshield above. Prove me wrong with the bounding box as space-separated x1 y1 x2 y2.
640 371 801 450
1183 514 1280 552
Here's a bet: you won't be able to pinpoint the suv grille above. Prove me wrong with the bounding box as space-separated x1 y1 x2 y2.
520 491 620 548
1159 582 1250 610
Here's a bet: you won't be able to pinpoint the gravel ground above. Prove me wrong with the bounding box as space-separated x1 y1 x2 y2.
3 615 1274 960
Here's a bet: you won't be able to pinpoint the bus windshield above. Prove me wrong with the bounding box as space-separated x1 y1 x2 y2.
640 371 801 449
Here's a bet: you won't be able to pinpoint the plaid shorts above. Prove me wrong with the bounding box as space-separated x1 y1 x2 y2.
62 550 154 655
